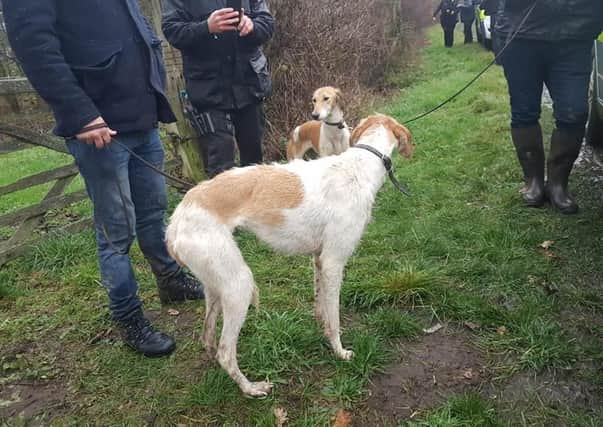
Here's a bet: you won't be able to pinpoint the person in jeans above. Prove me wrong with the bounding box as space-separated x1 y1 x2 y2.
433 0 459 48
3 0 204 356
162 0 274 178
497 0 603 214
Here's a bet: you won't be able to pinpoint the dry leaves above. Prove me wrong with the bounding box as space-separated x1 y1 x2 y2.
274 407 288 427
464 321 480 331
539 240 560 260
332 409 353 427
423 323 443 334
540 240 555 249
463 368 473 379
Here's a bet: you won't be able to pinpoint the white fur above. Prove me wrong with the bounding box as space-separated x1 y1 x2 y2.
166 124 402 397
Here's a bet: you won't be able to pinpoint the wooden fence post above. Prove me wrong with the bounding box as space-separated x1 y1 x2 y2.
144 0 206 183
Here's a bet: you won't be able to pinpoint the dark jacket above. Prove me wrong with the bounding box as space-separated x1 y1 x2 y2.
162 0 274 111
434 1 459 27
496 0 603 41
480 0 500 16
3 0 176 138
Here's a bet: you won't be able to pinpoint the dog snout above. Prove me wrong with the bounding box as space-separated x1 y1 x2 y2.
311 112 320 120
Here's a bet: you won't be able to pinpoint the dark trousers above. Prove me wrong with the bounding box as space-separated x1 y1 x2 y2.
502 38 593 131
460 7 475 43
463 22 474 43
197 103 265 178
442 24 456 47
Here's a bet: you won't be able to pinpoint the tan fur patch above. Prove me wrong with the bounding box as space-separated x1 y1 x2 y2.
350 114 413 158
297 121 322 152
185 166 305 226
286 121 321 160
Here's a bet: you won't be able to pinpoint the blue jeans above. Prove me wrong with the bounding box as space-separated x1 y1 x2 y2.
502 38 593 130
67 129 180 321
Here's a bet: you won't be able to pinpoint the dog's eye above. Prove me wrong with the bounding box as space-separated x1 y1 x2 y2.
323 97 330 101
312 99 316 103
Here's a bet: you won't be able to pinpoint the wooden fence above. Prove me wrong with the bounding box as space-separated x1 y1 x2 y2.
0 115 91 266
0 78 181 267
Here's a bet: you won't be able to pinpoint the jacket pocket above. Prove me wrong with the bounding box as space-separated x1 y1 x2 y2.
64 41 123 101
249 52 272 98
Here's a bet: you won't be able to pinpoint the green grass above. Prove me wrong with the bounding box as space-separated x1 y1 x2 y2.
1 26 602 426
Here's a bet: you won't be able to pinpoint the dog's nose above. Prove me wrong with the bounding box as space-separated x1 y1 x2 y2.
311 113 320 120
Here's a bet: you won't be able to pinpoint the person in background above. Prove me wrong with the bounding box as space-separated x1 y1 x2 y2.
497 0 603 214
3 0 204 357
458 0 477 44
434 0 459 48
162 0 274 178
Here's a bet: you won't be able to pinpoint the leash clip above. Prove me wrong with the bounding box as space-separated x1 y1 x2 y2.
353 144 411 197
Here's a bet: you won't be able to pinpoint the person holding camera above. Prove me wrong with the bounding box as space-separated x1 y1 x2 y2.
162 0 274 178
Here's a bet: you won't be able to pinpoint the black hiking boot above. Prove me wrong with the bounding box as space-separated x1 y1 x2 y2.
511 125 546 207
157 270 204 304
546 128 584 215
118 310 176 357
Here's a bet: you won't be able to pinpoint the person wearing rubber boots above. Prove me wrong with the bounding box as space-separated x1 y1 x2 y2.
497 0 603 214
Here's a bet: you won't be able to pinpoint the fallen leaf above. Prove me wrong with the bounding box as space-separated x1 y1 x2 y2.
423 323 443 334
167 308 180 316
542 249 560 260
464 321 480 331
274 407 288 427
540 240 555 249
463 368 473 379
540 281 559 295
497 326 507 336
333 409 353 427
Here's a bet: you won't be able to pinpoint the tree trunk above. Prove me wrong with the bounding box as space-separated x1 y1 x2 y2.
143 0 206 183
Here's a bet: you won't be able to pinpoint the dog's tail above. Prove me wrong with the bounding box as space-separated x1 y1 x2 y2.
165 206 186 267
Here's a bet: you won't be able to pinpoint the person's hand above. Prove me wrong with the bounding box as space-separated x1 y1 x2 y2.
238 10 254 37
76 117 117 149
208 8 240 34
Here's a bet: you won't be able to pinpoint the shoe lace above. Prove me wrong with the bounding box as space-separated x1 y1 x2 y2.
126 315 156 343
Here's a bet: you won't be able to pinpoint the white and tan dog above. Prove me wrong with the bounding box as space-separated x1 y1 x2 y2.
166 114 413 397
286 86 351 160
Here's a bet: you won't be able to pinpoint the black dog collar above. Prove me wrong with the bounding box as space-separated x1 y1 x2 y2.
353 144 411 196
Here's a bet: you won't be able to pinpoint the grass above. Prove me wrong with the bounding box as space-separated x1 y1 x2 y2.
1 26 602 425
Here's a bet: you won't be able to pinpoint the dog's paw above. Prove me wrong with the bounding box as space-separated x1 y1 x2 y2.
338 349 354 361
243 381 273 398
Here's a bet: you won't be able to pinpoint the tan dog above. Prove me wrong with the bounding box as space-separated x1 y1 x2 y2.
286 86 351 160
166 114 412 397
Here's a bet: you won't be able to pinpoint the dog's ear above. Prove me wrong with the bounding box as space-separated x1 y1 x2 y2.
392 122 413 159
350 117 369 145
334 88 345 111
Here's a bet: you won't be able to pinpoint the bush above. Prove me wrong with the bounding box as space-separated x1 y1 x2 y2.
262 0 431 159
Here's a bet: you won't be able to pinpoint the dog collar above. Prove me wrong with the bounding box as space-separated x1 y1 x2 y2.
353 144 411 196
324 120 346 129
